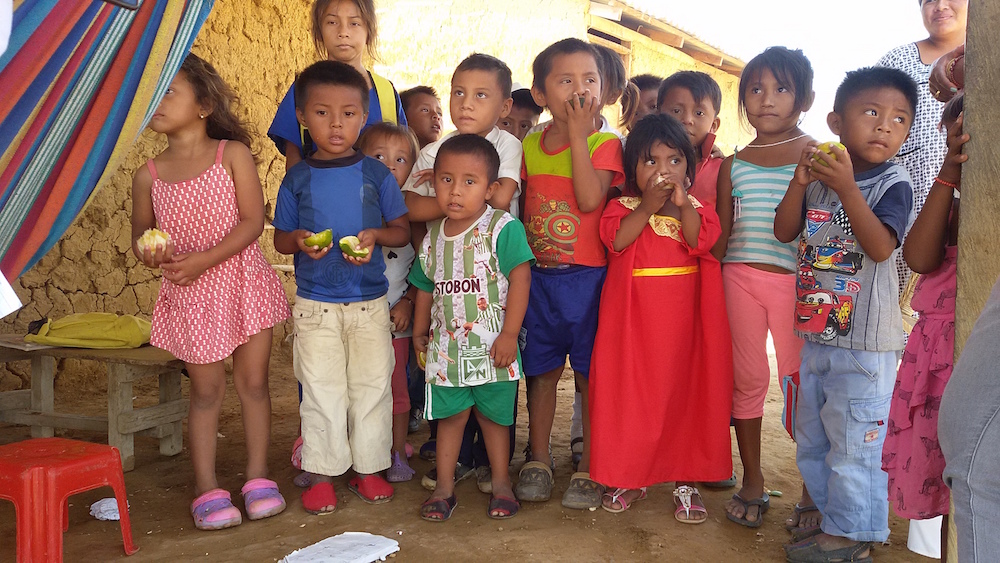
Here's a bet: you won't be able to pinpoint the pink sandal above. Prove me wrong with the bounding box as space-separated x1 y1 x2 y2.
601 487 647 513
191 489 243 530
241 478 286 520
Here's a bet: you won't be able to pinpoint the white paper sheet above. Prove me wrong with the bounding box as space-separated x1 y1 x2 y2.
282 532 400 563
0 271 21 319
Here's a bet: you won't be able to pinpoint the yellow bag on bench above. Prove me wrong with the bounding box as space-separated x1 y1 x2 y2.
25 313 151 349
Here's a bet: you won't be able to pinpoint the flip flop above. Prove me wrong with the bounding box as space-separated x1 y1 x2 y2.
601 487 647 513
673 485 708 524
241 478 286 521
191 489 242 530
420 494 458 522
419 439 437 461
348 474 394 504
725 492 770 528
702 472 738 489
784 538 873 562
790 525 823 543
488 494 520 519
785 503 821 531
301 482 337 515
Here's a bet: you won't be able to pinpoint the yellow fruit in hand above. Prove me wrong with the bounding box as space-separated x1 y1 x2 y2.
339 235 370 258
137 228 170 252
417 350 427 369
812 142 846 167
303 229 333 248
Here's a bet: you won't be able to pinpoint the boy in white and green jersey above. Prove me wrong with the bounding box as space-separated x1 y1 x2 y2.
410 134 533 521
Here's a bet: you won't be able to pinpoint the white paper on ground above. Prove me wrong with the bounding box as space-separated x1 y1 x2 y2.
282 532 400 563
90 498 128 521
0 271 21 319
907 516 942 559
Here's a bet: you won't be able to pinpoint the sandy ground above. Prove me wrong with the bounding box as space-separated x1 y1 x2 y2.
0 352 935 562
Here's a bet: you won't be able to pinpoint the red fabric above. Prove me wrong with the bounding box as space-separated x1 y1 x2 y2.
589 198 734 488
689 132 723 210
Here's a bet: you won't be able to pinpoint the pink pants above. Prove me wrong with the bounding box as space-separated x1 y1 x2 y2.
391 337 411 415
722 263 803 419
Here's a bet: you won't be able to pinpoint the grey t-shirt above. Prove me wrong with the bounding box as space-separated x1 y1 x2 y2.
794 162 914 351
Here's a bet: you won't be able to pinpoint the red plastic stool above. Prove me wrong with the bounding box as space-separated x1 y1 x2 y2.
0 437 138 562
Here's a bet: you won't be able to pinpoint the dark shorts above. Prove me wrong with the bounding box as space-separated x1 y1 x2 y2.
521 265 606 378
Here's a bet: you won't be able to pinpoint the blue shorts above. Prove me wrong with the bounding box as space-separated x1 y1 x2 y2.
521 265 606 377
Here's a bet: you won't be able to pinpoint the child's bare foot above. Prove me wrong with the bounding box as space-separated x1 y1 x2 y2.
673 484 708 524
601 487 647 513
785 486 821 530
725 482 769 527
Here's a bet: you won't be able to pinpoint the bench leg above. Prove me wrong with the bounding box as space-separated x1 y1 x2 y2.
108 364 135 472
158 370 184 456
30 356 55 438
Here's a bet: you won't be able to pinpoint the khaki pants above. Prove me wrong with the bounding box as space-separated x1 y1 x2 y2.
293 296 394 476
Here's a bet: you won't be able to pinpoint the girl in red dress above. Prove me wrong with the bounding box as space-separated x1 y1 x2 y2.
589 114 733 522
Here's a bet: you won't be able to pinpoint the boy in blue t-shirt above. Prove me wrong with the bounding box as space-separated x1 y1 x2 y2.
774 66 917 561
273 61 410 516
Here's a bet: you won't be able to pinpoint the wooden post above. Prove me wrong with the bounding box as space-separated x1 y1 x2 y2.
29 355 54 438
950 2 1000 560
158 369 184 457
108 363 135 471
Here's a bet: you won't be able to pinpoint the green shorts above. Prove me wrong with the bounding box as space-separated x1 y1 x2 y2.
425 380 518 426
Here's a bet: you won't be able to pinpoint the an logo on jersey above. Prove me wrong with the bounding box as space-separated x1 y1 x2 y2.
805 208 831 238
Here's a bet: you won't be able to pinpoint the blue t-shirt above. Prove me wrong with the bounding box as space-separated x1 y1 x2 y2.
273 153 409 303
268 76 407 157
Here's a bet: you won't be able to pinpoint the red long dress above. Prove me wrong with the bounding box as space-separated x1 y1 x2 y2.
589 196 734 489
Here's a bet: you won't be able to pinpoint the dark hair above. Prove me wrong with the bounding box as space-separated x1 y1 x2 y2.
532 38 600 92
400 85 439 113
595 44 628 104
940 92 964 130
454 53 513 98
738 47 814 122
512 88 543 115
658 70 723 114
623 114 697 196
311 0 379 61
357 122 419 162
294 60 370 113
178 54 256 157
631 73 663 93
833 66 919 117
434 133 501 184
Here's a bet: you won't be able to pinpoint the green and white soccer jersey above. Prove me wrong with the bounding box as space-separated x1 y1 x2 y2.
409 206 534 387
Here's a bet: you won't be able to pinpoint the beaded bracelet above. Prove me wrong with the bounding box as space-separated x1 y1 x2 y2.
935 177 959 189
946 54 964 87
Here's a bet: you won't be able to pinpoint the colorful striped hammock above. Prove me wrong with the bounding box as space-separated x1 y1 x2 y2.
0 0 215 279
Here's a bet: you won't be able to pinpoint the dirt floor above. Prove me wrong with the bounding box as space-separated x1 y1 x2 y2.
0 350 935 562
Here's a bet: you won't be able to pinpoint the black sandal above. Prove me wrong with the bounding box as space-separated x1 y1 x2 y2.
487 494 520 519
725 492 770 528
419 494 457 522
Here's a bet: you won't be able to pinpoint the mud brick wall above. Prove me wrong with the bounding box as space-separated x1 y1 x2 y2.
1 0 748 391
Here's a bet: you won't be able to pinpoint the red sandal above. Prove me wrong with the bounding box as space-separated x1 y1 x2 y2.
302 482 337 515
348 474 394 504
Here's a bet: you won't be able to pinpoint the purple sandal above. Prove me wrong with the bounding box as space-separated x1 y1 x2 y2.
386 451 416 483
191 489 243 530
241 478 287 520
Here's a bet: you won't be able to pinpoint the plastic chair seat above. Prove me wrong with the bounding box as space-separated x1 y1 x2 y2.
0 437 138 562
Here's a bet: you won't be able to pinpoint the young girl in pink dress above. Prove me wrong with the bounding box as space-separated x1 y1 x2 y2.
883 94 967 547
131 54 290 531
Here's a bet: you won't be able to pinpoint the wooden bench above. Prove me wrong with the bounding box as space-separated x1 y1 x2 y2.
0 336 187 471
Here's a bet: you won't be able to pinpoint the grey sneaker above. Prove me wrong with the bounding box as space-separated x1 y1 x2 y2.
421 463 475 491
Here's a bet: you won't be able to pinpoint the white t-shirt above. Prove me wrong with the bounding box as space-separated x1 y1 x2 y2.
402 127 523 217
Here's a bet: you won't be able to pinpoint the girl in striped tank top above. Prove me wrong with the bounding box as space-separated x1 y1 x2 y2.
713 48 817 531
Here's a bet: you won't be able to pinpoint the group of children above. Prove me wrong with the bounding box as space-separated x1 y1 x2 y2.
130 0 968 560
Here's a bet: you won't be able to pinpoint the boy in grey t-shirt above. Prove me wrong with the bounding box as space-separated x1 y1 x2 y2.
774 67 917 561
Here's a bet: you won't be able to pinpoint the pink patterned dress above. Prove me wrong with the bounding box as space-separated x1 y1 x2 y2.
148 140 290 364
883 245 956 519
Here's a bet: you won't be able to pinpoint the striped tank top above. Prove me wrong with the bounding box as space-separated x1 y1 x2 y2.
721 159 799 271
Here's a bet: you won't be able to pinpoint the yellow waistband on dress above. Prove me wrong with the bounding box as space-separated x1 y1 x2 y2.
631 265 699 277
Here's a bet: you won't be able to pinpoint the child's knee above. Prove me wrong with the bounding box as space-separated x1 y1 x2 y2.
190 381 226 409
235 375 270 403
